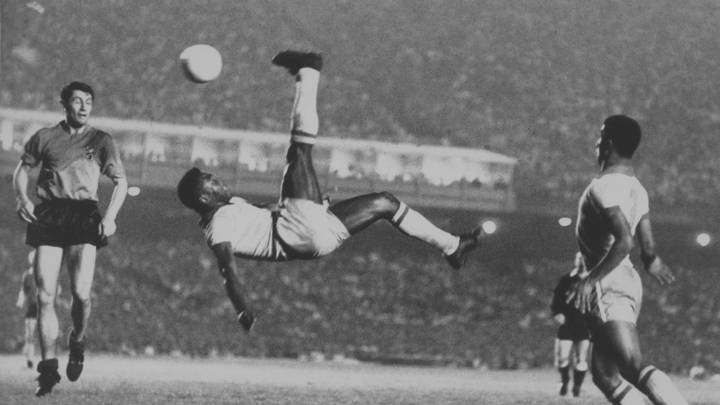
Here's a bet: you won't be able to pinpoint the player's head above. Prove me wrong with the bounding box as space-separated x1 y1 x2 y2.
596 115 642 165
177 167 231 214
60 81 94 128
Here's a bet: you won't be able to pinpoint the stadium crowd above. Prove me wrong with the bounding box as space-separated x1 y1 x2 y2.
1 0 720 216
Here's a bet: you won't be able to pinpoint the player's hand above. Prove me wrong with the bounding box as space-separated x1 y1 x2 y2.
238 310 255 332
566 277 596 314
99 217 117 238
553 313 566 325
16 198 37 223
645 256 675 286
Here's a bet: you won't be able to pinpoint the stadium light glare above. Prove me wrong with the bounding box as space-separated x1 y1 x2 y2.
481 220 497 235
695 232 711 247
558 217 572 227
127 186 141 197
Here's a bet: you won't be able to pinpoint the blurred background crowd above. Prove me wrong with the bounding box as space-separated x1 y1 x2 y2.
1 0 719 375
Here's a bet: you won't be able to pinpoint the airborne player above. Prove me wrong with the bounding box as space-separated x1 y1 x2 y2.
177 50 484 331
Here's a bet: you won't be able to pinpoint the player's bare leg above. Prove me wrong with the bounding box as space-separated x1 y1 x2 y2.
329 192 482 269
24 318 37 368
593 321 687 405
572 339 590 397
273 50 323 202
65 243 97 382
33 245 63 396
555 339 573 396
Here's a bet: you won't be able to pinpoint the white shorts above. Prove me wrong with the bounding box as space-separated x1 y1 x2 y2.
275 198 350 258
593 260 643 324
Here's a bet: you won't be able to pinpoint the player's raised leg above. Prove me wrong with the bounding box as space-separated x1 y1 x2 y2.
273 50 324 203
65 243 97 382
34 246 63 396
329 191 482 269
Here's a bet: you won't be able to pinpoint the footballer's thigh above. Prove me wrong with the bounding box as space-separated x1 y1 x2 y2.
329 192 399 234
595 321 644 384
65 244 97 301
35 246 63 303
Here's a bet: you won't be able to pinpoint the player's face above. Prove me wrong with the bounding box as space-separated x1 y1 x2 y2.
595 130 611 166
64 90 93 128
200 173 231 204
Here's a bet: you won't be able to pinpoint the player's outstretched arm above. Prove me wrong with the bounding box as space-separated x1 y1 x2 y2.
211 242 256 332
568 206 633 313
636 215 675 285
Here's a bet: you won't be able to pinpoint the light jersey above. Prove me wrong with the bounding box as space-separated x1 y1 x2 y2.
201 197 285 261
575 171 649 269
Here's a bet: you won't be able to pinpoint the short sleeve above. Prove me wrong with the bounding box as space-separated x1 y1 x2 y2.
20 132 42 167
591 175 628 209
206 209 235 246
98 133 126 181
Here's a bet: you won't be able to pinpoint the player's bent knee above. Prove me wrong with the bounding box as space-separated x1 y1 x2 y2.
576 361 589 372
374 191 400 214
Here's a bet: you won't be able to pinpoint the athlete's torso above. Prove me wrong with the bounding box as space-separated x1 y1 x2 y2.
575 171 649 269
21 122 125 201
201 197 285 261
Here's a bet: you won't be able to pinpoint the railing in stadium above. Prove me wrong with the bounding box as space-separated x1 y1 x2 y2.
0 108 517 212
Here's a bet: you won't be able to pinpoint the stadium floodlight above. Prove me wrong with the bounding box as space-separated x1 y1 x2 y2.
558 217 572 227
695 232 711 247
481 220 497 235
127 186 141 197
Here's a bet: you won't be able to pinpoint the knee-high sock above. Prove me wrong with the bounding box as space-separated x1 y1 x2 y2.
391 201 459 255
291 68 319 142
610 380 646 405
559 365 570 384
637 365 688 405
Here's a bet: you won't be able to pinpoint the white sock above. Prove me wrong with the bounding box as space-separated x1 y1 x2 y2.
290 68 319 139
610 381 646 405
638 366 688 405
391 202 459 255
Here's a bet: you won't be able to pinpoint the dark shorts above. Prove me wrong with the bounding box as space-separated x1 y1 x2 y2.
25 302 38 319
26 199 108 248
557 323 591 341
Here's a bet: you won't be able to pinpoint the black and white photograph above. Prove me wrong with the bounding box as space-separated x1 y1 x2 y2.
0 1 719 403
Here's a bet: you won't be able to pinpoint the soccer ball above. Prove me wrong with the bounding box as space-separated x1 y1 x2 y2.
179 44 223 83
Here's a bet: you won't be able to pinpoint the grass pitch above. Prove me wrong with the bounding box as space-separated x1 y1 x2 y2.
1 354 718 404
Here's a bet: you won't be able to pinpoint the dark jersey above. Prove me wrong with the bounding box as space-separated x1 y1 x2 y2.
21 121 125 201
551 272 591 340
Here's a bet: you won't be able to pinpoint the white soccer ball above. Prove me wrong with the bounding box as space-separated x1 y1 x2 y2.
179 44 223 83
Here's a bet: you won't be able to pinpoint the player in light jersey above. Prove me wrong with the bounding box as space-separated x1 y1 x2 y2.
177 50 484 331
568 115 687 405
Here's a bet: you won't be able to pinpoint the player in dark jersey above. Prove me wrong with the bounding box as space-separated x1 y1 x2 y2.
13 81 128 396
177 51 484 332
568 115 687 405
551 252 591 397
16 250 38 369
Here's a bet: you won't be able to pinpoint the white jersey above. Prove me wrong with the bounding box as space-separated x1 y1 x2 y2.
575 171 649 269
201 197 350 261
201 197 284 260
576 171 649 324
